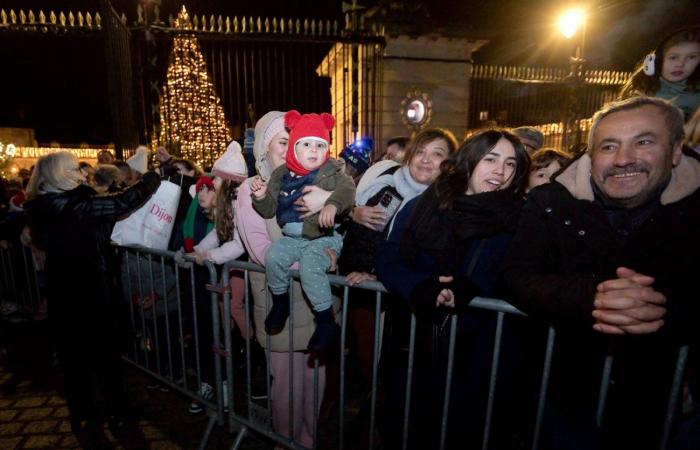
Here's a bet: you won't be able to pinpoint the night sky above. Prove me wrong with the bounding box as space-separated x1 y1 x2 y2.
0 0 698 144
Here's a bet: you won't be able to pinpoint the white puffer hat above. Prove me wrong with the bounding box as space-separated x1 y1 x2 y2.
253 111 286 180
127 146 148 174
212 140 248 182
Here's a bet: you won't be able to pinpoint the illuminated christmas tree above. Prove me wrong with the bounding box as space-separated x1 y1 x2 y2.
155 6 231 168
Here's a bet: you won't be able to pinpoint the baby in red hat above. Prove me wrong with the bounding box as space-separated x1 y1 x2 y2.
251 110 355 353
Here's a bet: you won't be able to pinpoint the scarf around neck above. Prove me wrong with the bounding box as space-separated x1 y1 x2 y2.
357 165 428 207
400 186 523 263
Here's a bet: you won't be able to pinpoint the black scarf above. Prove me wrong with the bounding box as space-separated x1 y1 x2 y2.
400 185 523 273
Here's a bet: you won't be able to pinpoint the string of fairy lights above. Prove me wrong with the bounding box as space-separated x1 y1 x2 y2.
154 7 232 169
0 143 112 177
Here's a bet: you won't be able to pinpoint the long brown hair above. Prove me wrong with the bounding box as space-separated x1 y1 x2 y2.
432 129 530 211
214 178 241 243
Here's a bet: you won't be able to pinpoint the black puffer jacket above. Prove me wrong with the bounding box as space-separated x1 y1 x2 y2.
24 173 160 342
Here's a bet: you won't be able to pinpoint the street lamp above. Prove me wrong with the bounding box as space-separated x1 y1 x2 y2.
557 7 587 151
557 8 585 39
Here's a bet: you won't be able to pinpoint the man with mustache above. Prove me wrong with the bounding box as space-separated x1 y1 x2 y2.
500 96 700 450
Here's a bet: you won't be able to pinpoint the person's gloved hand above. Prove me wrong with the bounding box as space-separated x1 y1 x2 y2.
142 171 161 192
173 249 192 269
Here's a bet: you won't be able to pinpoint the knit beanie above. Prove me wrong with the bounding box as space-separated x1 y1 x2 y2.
253 111 286 180
512 127 544 151
212 141 248 182
127 146 148 174
284 110 335 176
340 138 373 176
195 175 215 193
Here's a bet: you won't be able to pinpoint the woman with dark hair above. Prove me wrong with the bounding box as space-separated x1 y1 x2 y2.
376 129 530 449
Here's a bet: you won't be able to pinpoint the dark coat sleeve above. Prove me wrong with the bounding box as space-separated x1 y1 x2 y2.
73 171 161 223
498 189 598 328
376 199 433 302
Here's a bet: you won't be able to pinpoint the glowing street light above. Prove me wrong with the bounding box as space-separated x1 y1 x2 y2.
557 7 588 151
557 8 585 39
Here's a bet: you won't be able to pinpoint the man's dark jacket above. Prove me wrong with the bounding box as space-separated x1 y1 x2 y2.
499 150 700 449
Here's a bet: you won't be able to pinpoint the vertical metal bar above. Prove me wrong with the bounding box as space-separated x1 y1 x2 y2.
221 266 235 428
6 248 17 303
482 312 505 450
148 254 161 375
0 250 10 302
439 314 459 450
161 256 174 379
20 245 32 310
265 287 273 412
532 327 556 450
596 353 614 426
30 249 42 316
218 43 227 120
339 285 350 450
190 264 202 388
271 40 279 108
402 314 417 450
660 345 690 450
244 269 253 419
234 41 244 134
287 283 294 442
208 262 225 425
136 252 149 370
242 43 250 126
174 257 187 391
256 41 264 116
250 42 257 116
313 356 320 450
124 251 138 362
368 290 382 450
226 45 234 128
280 42 287 110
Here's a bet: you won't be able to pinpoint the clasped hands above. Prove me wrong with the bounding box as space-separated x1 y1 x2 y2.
592 267 666 335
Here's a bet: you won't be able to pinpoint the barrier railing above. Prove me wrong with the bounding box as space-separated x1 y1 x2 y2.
116 245 227 450
0 242 691 450
218 259 691 450
0 244 42 318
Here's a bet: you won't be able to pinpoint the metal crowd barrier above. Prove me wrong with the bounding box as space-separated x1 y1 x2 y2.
217 260 692 450
116 245 227 450
0 244 42 318
0 243 692 450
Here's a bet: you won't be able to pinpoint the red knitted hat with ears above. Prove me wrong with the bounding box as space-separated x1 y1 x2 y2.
284 110 335 175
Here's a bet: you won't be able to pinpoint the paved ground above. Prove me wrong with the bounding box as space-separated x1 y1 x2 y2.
0 317 271 450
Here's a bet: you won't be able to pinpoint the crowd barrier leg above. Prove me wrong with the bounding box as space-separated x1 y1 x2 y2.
482 311 505 450
367 291 383 450
338 285 350 450
596 350 615 426
401 314 417 450
531 327 555 450
660 345 690 450
439 314 459 450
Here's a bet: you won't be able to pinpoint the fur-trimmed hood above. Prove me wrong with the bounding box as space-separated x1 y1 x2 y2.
554 150 700 205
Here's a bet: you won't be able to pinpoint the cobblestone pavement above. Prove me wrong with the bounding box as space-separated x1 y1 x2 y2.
0 319 269 450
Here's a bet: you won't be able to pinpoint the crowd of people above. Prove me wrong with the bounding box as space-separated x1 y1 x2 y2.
0 25 699 450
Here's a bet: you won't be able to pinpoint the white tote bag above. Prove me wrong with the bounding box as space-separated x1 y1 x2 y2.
111 180 181 250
